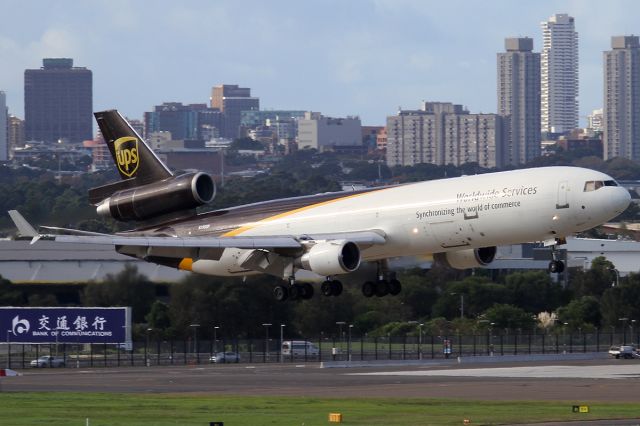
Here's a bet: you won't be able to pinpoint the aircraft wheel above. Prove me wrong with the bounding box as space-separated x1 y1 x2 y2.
376 280 389 297
321 281 333 297
273 285 289 302
302 283 314 299
330 280 343 297
289 284 301 300
362 281 376 298
388 279 402 296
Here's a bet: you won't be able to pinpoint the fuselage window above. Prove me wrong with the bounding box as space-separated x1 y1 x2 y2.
604 180 618 187
594 181 604 190
584 181 596 192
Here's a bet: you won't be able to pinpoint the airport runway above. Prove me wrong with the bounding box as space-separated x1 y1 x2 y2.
2 358 640 402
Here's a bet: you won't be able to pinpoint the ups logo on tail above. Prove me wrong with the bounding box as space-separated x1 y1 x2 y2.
114 137 139 177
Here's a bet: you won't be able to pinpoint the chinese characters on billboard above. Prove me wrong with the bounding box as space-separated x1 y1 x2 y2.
0 307 131 344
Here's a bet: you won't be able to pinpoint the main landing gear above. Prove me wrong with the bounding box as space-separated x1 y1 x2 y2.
273 277 314 302
361 261 402 298
548 239 566 273
271 261 404 302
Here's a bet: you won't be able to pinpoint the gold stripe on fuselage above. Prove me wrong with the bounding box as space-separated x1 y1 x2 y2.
221 189 387 237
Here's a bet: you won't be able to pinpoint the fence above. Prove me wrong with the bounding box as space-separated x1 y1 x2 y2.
0 331 634 370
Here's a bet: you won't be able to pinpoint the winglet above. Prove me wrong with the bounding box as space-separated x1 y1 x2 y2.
8 210 41 244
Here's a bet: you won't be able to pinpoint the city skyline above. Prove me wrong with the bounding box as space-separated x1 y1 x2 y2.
1 1 640 126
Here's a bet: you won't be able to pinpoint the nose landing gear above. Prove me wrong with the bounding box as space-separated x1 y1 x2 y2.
548 238 566 273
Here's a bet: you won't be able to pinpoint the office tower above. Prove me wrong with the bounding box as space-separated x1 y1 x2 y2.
603 36 640 160
297 112 362 150
497 37 541 165
540 14 579 134
24 58 92 144
386 102 503 168
144 102 224 141
0 91 7 161
210 84 259 139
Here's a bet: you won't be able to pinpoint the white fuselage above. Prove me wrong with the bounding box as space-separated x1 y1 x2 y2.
190 167 630 276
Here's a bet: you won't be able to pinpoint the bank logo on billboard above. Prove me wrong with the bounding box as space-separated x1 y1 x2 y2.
12 315 30 335
1 307 131 344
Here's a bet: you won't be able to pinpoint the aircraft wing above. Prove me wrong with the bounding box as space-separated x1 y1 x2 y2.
8 210 386 251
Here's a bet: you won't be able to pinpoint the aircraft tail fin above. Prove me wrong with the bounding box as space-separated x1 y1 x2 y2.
90 110 173 203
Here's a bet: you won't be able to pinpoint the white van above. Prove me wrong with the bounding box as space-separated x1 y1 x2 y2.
281 340 319 356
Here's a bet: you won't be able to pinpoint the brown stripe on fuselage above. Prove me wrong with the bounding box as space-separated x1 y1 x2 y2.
135 186 393 238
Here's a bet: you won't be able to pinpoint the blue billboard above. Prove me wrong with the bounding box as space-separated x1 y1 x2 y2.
0 307 131 344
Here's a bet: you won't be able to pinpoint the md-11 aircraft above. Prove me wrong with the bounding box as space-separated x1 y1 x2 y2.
9 110 631 301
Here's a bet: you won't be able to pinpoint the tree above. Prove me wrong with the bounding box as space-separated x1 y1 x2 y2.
557 296 601 330
482 304 535 330
82 265 155 323
569 256 616 298
600 273 640 327
432 276 508 319
146 300 172 331
504 271 563 313
0 275 23 305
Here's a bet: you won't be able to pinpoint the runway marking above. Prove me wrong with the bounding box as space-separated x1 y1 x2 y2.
350 365 640 380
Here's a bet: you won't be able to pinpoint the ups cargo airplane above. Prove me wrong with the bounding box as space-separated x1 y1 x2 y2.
8 111 631 301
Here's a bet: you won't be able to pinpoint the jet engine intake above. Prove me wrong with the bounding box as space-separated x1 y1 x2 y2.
97 172 215 221
434 246 497 270
299 240 361 276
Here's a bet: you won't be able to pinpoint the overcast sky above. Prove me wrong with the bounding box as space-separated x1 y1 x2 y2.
1 0 639 126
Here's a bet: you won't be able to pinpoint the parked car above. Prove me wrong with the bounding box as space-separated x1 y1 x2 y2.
209 351 240 363
30 355 65 368
609 345 637 359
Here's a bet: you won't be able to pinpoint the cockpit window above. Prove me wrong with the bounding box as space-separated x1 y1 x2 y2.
584 180 618 192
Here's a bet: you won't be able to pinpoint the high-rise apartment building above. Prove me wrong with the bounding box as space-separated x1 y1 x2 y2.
8 115 25 152
210 84 259 139
497 37 541 166
540 14 579 134
587 108 603 133
0 91 7 161
603 36 640 160
386 102 503 168
24 58 92 143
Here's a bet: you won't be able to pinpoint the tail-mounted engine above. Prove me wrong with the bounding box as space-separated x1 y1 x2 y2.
96 172 215 222
299 240 361 276
434 246 497 269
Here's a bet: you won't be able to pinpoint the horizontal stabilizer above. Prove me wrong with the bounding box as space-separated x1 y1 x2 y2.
7 210 40 244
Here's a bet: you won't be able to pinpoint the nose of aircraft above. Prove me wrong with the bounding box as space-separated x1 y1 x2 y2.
614 186 632 214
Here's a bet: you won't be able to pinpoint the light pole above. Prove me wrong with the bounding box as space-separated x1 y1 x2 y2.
213 325 219 353
189 324 200 363
262 323 272 361
450 292 464 318
563 322 568 354
631 320 637 344
6 329 11 369
348 324 354 361
408 321 424 360
619 318 628 345
336 321 346 358
489 322 495 356
145 327 152 367
280 324 285 363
